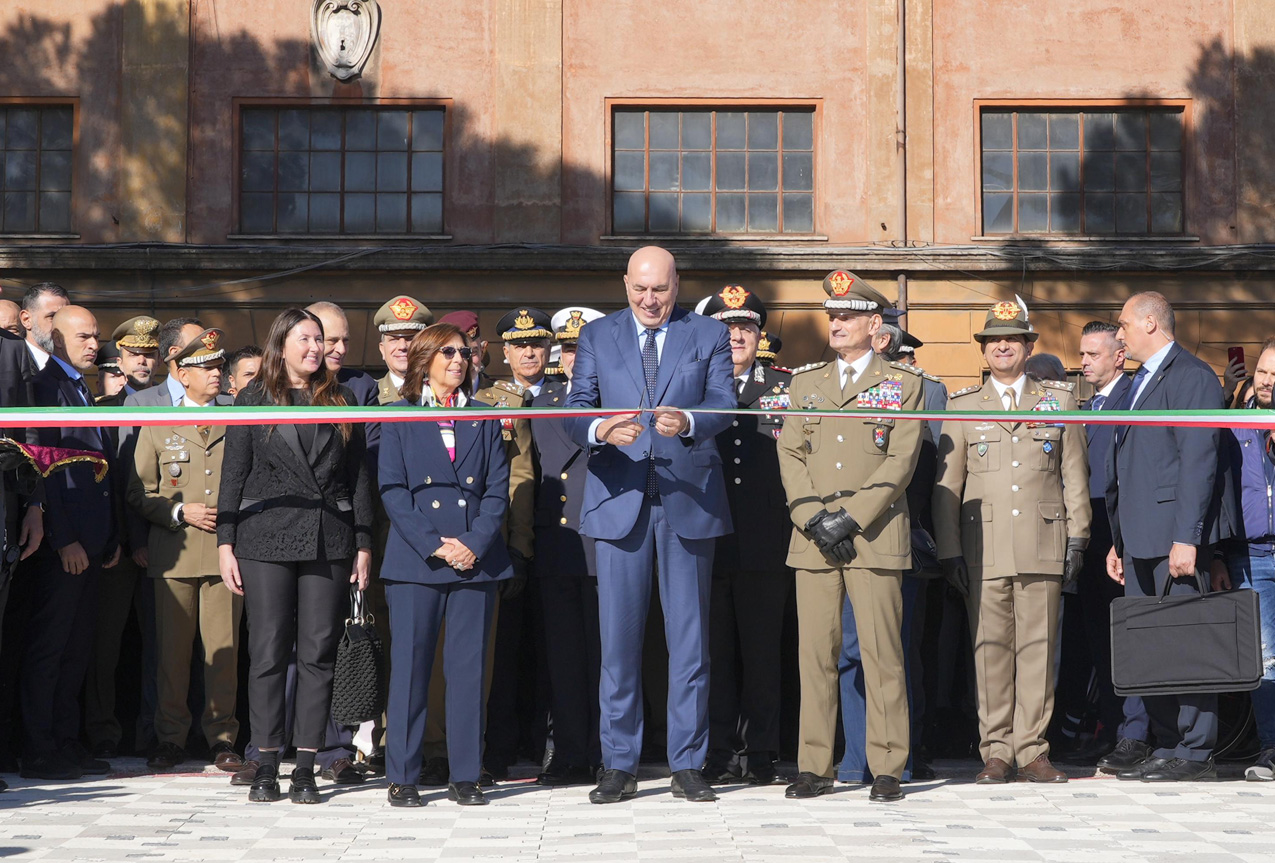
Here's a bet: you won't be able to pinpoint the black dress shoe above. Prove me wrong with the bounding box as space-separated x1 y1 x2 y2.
356 747 385 777
483 761 509 782
589 769 638 804
909 759 936 782
248 763 281 802
1117 756 1171 781
418 756 449 787
289 767 322 804
670 769 717 802
1055 736 1115 766
537 762 595 787
90 740 118 760
19 754 81 781
147 742 186 773
746 756 777 786
63 742 109 775
320 758 366 785
869 775 904 802
0 777 7 792
701 751 741 785
388 783 424 807
1098 738 1152 773
785 772 834 799
479 767 496 788
1141 757 1217 782
448 781 488 806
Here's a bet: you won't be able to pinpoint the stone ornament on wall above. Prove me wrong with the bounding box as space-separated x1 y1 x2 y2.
311 0 381 82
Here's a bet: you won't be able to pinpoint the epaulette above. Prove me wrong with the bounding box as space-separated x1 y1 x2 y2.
790 361 829 376
1039 379 1076 392
922 372 943 384
949 384 982 399
888 360 923 377
491 379 527 396
770 365 793 374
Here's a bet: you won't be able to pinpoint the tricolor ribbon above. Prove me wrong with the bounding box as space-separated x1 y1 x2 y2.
1 405 1273 429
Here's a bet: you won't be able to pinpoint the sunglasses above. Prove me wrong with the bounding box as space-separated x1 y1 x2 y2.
439 346 474 360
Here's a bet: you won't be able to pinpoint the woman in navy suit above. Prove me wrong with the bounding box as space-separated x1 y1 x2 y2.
380 322 512 808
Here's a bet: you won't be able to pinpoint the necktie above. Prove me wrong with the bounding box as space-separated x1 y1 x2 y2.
1003 388 1018 411
73 377 92 406
642 329 660 497
1129 365 1149 408
737 377 747 398
1089 393 1106 412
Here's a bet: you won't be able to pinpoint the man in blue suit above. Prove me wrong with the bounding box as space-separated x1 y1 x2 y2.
565 246 736 804
1106 292 1225 782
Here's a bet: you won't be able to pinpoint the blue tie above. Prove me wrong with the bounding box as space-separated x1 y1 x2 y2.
642 329 659 497
1128 365 1149 408
1088 393 1106 412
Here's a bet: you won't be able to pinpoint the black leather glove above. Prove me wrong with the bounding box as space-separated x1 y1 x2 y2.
828 537 857 565
811 509 860 551
502 549 529 600
940 556 970 598
1062 538 1087 590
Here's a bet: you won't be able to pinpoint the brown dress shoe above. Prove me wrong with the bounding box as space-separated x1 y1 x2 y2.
1018 754 1068 783
975 758 1014 784
211 743 243 773
230 760 260 787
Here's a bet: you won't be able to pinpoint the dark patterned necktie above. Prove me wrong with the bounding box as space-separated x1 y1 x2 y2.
1117 367 1148 445
1088 393 1105 412
643 328 659 497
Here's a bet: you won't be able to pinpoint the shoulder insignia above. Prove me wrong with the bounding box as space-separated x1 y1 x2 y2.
1039 379 1076 392
950 384 982 399
888 360 923 377
790 361 829 376
922 372 943 383
771 365 793 374
493 379 526 396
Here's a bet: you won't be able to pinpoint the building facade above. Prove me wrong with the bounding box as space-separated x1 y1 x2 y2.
0 0 1271 387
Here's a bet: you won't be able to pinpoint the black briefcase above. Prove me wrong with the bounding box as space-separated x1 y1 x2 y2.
1111 573 1262 696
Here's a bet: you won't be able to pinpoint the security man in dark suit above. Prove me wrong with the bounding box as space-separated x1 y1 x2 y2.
695 286 791 786
22 305 119 780
1107 291 1226 782
531 306 605 786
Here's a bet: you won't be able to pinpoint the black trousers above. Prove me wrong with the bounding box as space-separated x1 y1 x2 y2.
1124 553 1218 761
21 550 102 756
539 576 602 768
1078 504 1126 737
240 558 350 750
707 569 792 759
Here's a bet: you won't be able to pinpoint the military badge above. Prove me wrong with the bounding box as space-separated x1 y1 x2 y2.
719 285 749 309
390 297 418 321
1028 392 1064 428
855 380 903 411
977 443 988 457
873 425 887 450
827 271 855 296
169 463 182 477
1042 441 1054 454
992 301 1019 321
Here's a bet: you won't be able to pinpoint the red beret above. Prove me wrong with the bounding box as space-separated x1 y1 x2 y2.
439 310 480 338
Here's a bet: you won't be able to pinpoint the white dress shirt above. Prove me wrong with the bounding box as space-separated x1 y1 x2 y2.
837 351 876 390
589 312 695 445
26 340 49 371
991 374 1028 410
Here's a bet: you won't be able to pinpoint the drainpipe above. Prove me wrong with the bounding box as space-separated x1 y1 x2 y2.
895 0 908 325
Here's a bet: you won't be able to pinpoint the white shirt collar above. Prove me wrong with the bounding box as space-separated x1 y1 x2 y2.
633 312 670 338
389 371 405 390
837 351 875 387
26 340 49 370
1097 375 1123 398
182 395 213 408
991 374 1027 404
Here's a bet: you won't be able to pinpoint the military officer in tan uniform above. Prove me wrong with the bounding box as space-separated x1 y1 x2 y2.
374 295 435 404
127 329 242 773
932 301 1090 784
777 271 924 804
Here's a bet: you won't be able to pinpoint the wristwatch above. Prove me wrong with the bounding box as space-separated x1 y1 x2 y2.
172 502 185 529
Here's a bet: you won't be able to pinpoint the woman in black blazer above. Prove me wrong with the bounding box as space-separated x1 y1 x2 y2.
379 322 512 808
217 308 372 805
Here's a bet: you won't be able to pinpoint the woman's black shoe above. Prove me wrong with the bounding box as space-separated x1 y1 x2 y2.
447 781 488 806
388 783 424 807
248 763 281 802
289 767 321 804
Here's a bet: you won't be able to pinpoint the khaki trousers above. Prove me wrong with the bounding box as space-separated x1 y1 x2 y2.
795 567 908 779
153 576 242 748
967 574 1061 766
422 598 501 760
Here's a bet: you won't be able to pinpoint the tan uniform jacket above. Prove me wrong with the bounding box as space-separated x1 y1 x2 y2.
932 379 1091 578
777 353 924 571
127 422 225 579
376 373 400 407
473 379 535 562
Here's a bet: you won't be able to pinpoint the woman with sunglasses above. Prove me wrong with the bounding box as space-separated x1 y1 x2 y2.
378 322 513 808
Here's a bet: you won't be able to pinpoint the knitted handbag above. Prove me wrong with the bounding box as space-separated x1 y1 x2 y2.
331 587 387 726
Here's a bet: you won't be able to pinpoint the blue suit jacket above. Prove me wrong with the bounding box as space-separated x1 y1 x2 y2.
564 306 735 541
1083 372 1132 500
31 359 117 558
1106 342 1225 559
378 402 513 585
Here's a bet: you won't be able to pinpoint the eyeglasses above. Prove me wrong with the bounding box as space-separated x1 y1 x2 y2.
439 346 474 360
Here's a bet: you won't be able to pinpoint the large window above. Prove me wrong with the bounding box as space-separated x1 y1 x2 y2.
0 105 73 234
239 106 445 235
611 107 815 235
980 106 1184 236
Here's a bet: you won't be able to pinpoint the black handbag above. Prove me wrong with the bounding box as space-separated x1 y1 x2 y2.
331 587 387 726
1110 572 1262 697
905 527 943 579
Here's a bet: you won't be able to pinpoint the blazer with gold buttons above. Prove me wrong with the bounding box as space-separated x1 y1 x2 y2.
377 400 514 585
932 378 1091 579
777 353 924 571
126 398 233 579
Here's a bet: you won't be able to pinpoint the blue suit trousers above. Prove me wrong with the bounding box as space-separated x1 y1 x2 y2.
595 500 714 774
